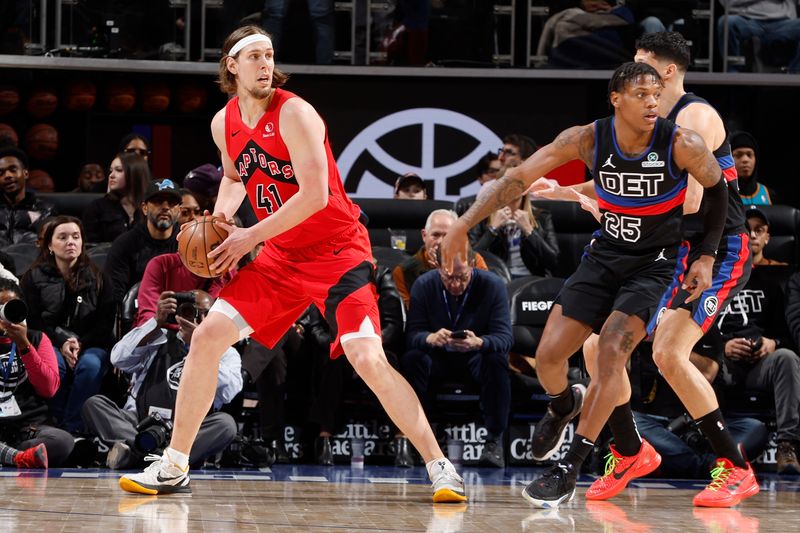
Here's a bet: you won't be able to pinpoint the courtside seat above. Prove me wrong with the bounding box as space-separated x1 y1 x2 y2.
371 245 410 271
753 204 800 266
357 199 455 254
3 242 39 276
480 249 512 284
507 276 565 357
38 192 103 218
532 199 599 278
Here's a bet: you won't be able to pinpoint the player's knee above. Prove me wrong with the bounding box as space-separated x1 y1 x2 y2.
652 344 682 376
347 347 389 383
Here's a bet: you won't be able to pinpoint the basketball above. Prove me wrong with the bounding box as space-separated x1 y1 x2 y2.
141 81 170 113
178 215 230 278
25 124 59 160
26 88 58 118
0 123 18 145
0 85 19 116
105 80 136 112
64 79 97 112
176 82 207 113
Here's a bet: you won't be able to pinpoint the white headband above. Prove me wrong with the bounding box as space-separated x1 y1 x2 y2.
228 34 272 57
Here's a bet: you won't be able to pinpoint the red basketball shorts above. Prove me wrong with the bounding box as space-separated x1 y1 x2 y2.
215 222 381 358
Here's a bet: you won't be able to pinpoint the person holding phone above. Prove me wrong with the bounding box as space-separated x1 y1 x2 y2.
402 246 513 467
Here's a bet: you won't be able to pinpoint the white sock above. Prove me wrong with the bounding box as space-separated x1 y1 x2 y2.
426 457 452 479
165 447 189 470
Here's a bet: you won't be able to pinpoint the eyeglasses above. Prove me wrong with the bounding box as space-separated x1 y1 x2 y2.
498 147 519 157
440 271 472 284
123 148 150 157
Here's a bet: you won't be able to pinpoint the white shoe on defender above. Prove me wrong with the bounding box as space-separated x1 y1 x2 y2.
119 454 191 495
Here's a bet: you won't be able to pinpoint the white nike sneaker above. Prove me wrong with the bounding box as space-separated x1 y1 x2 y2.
119 454 191 495
429 459 468 503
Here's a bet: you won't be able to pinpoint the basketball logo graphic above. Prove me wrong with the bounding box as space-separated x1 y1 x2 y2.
703 296 719 316
337 108 501 201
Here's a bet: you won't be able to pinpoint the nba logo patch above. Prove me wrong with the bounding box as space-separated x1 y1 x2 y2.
703 296 719 316
263 122 275 138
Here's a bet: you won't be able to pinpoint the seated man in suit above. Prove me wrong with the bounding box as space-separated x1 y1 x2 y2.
402 246 513 467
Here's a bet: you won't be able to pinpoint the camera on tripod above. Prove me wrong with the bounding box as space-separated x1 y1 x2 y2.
134 412 174 453
168 291 198 324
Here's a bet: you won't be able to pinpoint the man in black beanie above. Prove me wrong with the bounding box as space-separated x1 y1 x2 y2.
730 130 777 206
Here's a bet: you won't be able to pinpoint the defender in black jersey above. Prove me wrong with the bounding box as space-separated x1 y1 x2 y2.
441 62 730 508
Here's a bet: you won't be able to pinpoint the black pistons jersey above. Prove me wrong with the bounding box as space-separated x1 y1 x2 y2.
666 93 747 240
592 116 687 253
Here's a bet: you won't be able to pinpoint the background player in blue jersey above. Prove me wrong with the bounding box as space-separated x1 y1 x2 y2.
441 62 729 508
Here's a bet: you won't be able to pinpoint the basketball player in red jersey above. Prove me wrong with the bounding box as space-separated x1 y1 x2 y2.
119 25 467 503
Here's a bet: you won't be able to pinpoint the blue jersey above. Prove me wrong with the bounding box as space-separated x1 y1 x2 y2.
592 116 687 253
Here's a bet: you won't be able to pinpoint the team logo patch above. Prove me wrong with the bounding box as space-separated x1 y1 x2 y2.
703 296 719 316
642 151 665 168
263 122 275 138
167 360 186 391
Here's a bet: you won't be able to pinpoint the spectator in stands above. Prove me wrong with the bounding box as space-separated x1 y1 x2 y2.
717 208 800 474
135 252 236 328
72 163 106 193
629 341 768 478
731 131 776 206
119 133 151 162
717 0 800 73
403 247 513 467
0 278 74 466
309 264 408 465
469 190 559 278
394 172 427 200
627 1 696 35
455 151 501 216
104 179 180 307
183 163 222 213
537 1 635 69
177 189 203 228
393 209 490 308
82 290 241 469
498 134 537 172
82 152 151 243
746 206 787 266
0 144 56 248
21 216 115 434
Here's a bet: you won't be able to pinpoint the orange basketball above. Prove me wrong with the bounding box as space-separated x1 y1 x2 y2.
105 80 136 112
26 87 58 118
64 79 97 112
141 82 170 113
25 124 59 160
176 82 207 113
0 123 18 145
178 216 230 278
0 85 19 116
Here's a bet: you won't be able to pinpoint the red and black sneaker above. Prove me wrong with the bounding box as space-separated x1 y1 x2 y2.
586 439 661 501
693 458 759 508
14 443 48 469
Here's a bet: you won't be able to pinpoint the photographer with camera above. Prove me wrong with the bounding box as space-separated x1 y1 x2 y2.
717 207 800 474
81 290 242 469
0 278 74 467
21 216 115 434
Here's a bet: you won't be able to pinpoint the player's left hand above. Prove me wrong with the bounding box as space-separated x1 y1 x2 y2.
439 219 469 275
207 220 257 275
682 255 714 303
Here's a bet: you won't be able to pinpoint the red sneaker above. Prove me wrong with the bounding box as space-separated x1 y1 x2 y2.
693 458 759 508
585 439 661 501
14 443 48 469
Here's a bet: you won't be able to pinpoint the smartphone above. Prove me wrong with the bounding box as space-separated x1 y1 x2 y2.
451 330 468 339
749 337 763 354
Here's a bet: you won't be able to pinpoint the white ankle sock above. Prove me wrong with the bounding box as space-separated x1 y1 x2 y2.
426 457 452 478
165 447 189 470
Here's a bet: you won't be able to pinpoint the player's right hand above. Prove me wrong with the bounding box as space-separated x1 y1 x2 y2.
208 221 257 275
439 219 469 275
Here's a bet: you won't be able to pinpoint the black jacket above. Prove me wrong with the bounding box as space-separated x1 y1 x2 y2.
469 207 559 277
82 194 137 243
104 223 178 304
21 263 115 351
0 191 56 247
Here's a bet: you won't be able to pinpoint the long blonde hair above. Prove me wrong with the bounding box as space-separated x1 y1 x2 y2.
488 194 539 230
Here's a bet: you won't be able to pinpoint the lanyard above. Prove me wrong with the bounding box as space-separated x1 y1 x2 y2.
442 281 473 327
1 343 15 387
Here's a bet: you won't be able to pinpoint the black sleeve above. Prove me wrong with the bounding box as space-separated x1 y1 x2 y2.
785 273 800 351
697 179 728 256
520 208 560 276
20 270 60 347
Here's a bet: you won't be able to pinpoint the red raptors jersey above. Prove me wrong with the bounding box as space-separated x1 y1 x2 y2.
224 89 361 248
